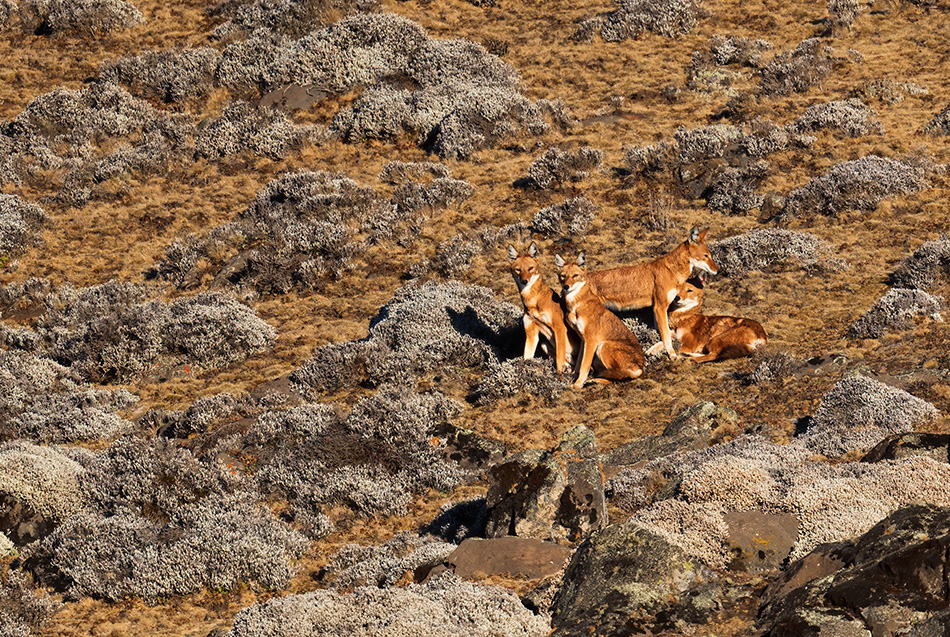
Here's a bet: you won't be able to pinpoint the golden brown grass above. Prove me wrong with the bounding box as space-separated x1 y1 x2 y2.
3 0 950 634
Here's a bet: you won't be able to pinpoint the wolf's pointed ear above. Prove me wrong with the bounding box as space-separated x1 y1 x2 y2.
507 244 518 260
555 254 565 269
528 241 539 258
699 228 709 241
689 227 700 243
577 252 586 268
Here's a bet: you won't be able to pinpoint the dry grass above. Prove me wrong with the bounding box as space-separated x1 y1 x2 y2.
3 0 950 633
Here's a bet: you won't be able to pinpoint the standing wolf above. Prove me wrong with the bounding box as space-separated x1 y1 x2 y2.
586 227 719 359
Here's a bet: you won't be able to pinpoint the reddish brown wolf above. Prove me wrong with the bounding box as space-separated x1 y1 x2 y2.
508 242 574 373
555 253 645 389
586 227 719 359
650 281 767 362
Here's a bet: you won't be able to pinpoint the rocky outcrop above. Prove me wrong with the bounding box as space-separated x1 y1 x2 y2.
550 520 717 635
485 426 607 542
756 504 950 635
603 401 735 473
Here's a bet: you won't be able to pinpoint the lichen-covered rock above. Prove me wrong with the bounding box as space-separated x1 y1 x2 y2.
757 505 950 636
485 426 607 542
551 520 715 635
224 572 551 637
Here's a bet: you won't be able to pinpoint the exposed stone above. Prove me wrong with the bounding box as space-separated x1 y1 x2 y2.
603 401 732 472
551 521 715 636
485 426 607 542
435 537 572 580
724 511 798 573
757 504 950 636
0 494 58 546
862 433 950 464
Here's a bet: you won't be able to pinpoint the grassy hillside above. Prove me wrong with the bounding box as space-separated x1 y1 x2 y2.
2 0 950 634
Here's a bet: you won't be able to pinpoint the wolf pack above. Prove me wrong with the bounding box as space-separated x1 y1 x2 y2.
507 228 768 389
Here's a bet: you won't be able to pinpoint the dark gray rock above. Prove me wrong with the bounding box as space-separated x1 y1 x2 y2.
603 401 733 471
862 433 950 464
0 494 58 546
756 505 950 636
551 521 715 636
485 426 607 542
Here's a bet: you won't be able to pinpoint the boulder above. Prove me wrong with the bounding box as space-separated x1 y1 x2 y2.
862 433 950 464
485 426 607 542
550 521 715 636
756 504 950 636
724 511 799 573
603 401 735 473
433 537 572 580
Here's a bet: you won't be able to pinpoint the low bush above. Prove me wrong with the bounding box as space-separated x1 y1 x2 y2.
291 280 521 395
0 570 61 637
27 491 308 601
526 146 603 189
0 440 86 522
224 572 551 637
472 358 568 405
789 98 882 137
9 0 142 35
710 228 845 277
781 155 928 219
210 0 377 40
322 533 455 590
801 375 938 457
530 197 597 237
758 39 836 97
0 82 188 206
922 104 950 136
239 386 466 520
575 0 708 42
0 195 47 260
34 281 274 383
888 236 950 290
195 102 321 160
847 288 944 339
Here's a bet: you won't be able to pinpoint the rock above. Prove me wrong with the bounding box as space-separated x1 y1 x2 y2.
724 511 798 573
603 401 735 473
485 426 607 542
862 433 950 464
439 537 573 580
0 494 58 546
756 504 950 636
550 521 715 636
